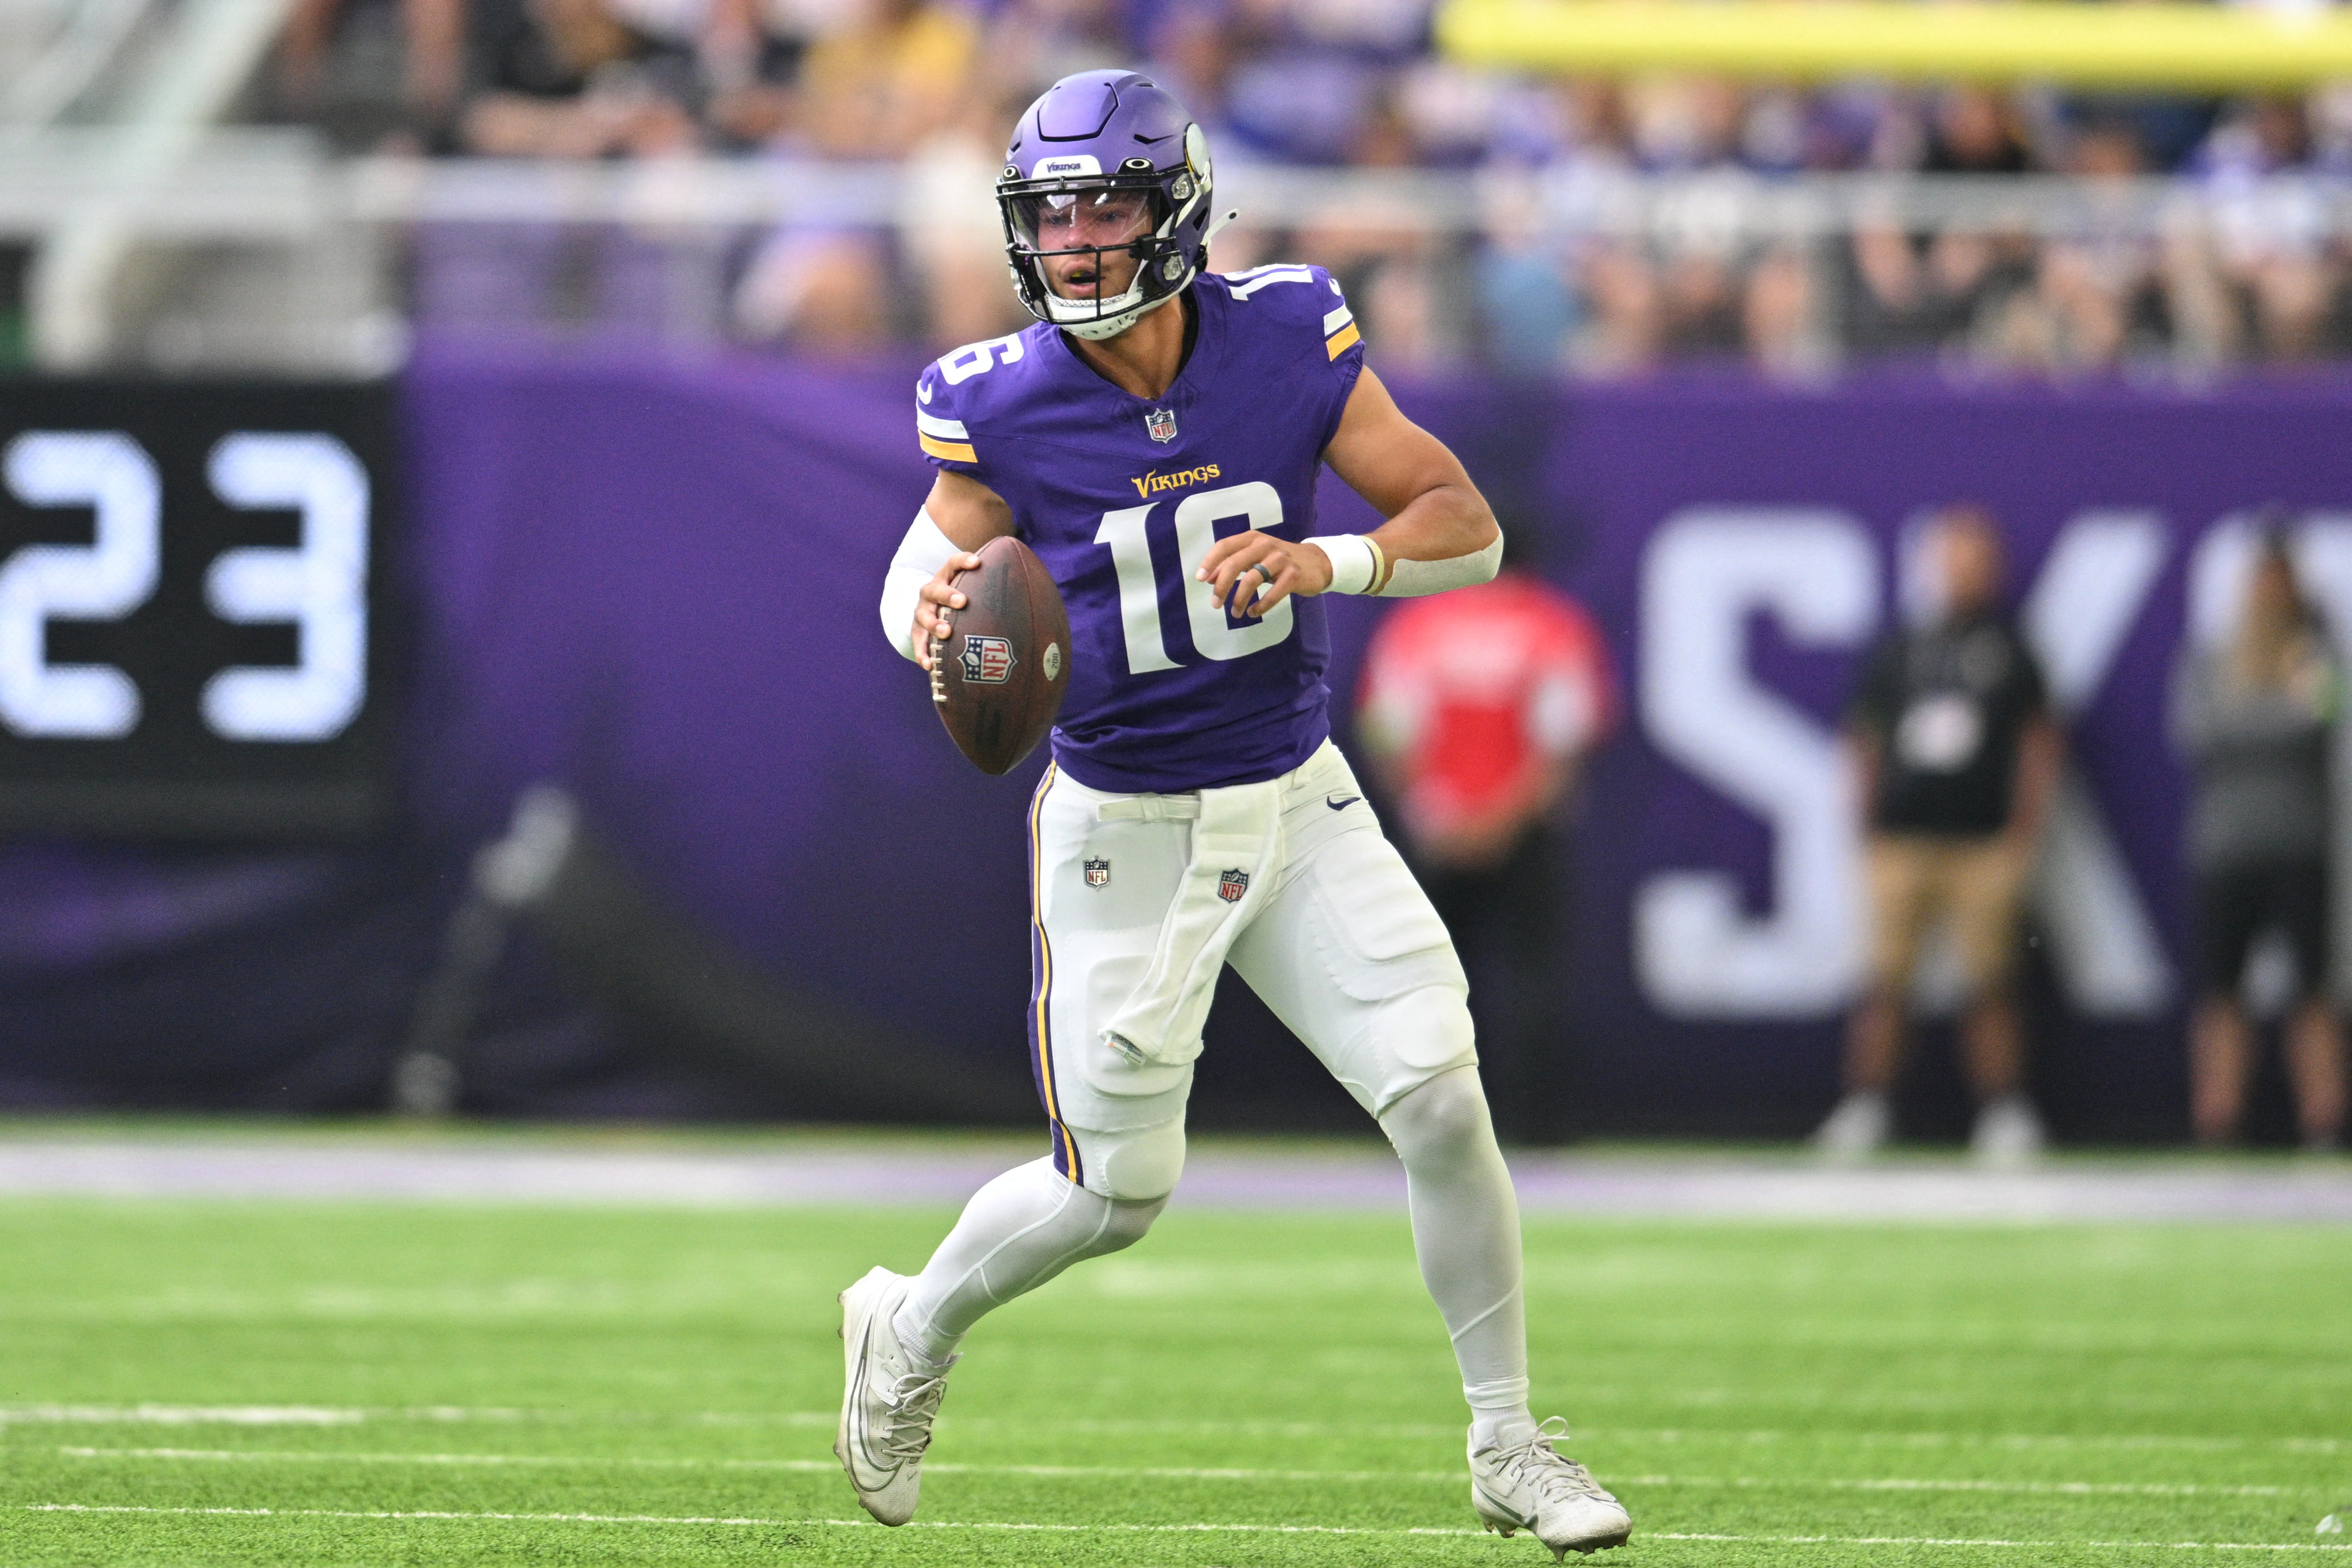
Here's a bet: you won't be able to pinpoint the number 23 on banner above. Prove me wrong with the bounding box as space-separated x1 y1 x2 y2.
0 429 369 743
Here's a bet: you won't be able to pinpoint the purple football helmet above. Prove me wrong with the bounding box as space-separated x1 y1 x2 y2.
997 70 1217 341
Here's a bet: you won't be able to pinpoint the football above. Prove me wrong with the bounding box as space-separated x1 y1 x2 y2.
931 534 1071 775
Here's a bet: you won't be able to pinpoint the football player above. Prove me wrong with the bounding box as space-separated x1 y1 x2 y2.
851 68 1631 1559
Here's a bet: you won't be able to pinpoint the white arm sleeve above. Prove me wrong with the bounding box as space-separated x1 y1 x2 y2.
1375 529 1504 597
880 508 959 662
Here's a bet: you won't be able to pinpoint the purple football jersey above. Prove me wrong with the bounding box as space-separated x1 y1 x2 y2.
917 265 1367 793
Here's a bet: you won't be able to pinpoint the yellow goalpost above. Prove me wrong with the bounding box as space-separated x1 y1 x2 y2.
1435 0 2352 89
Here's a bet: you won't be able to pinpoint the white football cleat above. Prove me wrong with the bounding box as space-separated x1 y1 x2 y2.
1470 1418 1632 1559
1971 1093 2046 1170
834 1266 953 1526
1814 1089 1891 1164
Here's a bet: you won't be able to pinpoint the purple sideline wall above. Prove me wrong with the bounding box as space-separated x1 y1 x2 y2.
7 342 2352 1138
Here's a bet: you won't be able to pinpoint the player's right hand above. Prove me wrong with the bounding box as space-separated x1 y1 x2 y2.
912 553 985 669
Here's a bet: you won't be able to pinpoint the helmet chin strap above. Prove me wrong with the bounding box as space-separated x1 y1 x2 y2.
1060 288 1181 341
1045 264 1149 339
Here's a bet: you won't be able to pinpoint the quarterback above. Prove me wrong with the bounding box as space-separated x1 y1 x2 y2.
849 68 1631 1558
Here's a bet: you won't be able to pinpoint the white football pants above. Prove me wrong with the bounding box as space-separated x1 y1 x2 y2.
897 741 1533 1434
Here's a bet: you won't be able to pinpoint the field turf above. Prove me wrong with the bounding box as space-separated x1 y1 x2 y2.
0 1180 2347 1564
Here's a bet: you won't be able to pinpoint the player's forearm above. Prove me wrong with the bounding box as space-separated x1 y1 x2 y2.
880 509 961 661
1365 483 1500 596
1319 368 1503 597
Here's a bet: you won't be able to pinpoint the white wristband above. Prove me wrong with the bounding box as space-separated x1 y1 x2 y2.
1313 533 1383 596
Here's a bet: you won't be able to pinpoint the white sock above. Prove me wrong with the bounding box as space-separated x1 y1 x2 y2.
892 1156 1163 1364
1376 1066 1537 1454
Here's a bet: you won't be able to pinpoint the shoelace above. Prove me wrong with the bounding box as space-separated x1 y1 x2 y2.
1502 1417 1614 1504
874 1371 948 1465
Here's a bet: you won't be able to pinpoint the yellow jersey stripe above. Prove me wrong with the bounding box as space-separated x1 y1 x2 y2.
1325 322 1362 360
919 433 978 463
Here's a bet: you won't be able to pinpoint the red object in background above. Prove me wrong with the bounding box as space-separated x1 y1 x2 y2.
1356 575 1617 841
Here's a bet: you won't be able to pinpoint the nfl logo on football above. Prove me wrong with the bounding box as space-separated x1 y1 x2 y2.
1084 857 1110 888
960 634 1017 685
1145 407 1177 443
1217 868 1248 903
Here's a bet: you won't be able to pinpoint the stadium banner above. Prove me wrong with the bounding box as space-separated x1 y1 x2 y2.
395 348 2352 1138
10 344 2352 1135
1524 376 2352 1138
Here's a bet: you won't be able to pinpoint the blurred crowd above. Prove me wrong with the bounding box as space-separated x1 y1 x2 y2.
274 0 2352 371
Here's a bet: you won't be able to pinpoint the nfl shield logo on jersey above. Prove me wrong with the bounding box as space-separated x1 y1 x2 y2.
960 635 1016 684
1218 868 1248 903
1145 407 1177 443
1084 857 1110 888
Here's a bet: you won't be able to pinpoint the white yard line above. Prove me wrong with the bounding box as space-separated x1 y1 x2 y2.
46 1447 2321 1496
1644 1535 2352 1554
18 1504 2352 1551
19 1504 1463 1536
6 1403 2340 1454
0 1404 363 1425
5 1140 2352 1221
51 1446 1461 1482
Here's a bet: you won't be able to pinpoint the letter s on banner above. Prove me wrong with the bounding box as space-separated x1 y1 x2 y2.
1635 509 1877 1017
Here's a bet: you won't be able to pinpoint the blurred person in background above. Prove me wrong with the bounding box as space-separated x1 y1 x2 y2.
2173 96 2345 364
2172 531 2347 1152
1845 206 2008 357
1922 84 2033 175
1818 506 2061 1166
896 81 1034 347
459 0 701 156
274 0 467 147
1356 531 1618 1145
1476 176 1578 375
731 0 975 348
1977 115 2163 371
1842 87 2027 356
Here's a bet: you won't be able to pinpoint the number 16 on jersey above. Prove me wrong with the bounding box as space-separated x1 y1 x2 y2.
1096 480 1294 673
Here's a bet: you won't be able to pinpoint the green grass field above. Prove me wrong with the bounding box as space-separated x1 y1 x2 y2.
1 1179 2348 1565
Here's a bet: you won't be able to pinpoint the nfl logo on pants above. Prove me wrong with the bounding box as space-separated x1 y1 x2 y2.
1084 858 1110 888
1218 868 1248 903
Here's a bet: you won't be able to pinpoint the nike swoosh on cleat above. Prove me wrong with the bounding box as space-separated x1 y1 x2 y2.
846 1317 895 1481
1325 795 1361 811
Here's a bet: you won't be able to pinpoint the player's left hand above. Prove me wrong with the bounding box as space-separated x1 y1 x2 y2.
1197 532 1336 619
